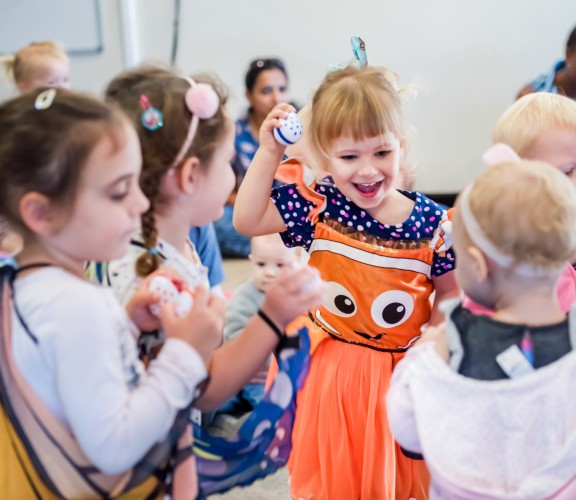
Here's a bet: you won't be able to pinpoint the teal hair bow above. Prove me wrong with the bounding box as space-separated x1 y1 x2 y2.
327 36 368 73
351 36 368 67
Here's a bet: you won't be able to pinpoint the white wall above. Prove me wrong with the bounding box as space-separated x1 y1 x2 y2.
0 0 124 101
2 0 575 192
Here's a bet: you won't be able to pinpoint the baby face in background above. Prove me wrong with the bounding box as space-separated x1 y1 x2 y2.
250 234 298 292
17 56 71 93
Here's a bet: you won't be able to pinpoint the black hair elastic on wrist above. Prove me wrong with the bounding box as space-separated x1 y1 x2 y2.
257 309 283 339
257 309 300 355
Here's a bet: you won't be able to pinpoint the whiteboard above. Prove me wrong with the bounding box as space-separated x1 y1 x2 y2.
0 0 102 55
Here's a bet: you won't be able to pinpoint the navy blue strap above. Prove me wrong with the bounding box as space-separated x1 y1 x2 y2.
8 263 53 344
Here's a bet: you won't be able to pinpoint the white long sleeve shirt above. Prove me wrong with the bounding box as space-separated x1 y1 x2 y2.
12 267 207 475
387 335 576 499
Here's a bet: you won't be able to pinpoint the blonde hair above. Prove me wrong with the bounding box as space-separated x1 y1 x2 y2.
309 66 411 170
457 161 576 270
1 41 68 85
493 93 576 155
284 105 324 176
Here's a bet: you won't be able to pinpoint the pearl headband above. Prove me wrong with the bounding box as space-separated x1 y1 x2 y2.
458 186 544 276
460 147 563 278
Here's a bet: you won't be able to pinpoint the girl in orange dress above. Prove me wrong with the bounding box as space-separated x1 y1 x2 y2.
235 65 458 499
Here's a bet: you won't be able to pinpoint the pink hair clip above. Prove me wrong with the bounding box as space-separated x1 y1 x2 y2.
140 95 163 131
482 143 521 167
171 77 220 167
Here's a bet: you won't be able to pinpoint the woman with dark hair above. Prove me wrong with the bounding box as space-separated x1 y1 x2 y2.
517 25 576 99
214 58 290 258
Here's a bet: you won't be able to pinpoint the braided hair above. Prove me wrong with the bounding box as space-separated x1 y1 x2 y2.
105 65 229 277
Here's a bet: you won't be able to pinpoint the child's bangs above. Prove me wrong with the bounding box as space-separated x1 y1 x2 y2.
495 94 576 153
317 87 403 151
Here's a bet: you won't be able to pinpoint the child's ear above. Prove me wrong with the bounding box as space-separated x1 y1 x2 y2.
16 81 30 94
177 156 202 194
19 192 59 235
468 246 490 283
398 137 407 156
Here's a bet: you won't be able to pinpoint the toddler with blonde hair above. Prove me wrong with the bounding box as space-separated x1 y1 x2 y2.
389 160 576 499
465 92 576 316
1 41 70 93
0 41 70 257
235 63 457 499
493 92 576 180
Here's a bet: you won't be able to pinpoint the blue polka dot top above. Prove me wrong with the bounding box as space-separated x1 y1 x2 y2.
272 177 455 277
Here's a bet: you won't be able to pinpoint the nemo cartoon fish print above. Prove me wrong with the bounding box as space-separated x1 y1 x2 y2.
307 222 435 352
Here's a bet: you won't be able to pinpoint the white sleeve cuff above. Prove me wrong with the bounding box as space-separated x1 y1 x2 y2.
148 339 208 407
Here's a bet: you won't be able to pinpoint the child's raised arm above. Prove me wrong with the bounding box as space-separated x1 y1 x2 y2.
234 103 293 236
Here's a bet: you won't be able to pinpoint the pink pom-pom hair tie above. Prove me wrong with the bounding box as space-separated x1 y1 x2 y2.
171 77 220 167
482 143 521 167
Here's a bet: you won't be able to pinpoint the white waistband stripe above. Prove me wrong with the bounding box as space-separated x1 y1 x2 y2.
310 239 431 277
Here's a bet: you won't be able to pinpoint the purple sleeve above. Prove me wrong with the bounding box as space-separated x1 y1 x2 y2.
432 248 456 277
271 183 317 250
431 211 456 277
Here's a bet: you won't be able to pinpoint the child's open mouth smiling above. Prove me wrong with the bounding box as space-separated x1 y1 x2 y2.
353 180 382 198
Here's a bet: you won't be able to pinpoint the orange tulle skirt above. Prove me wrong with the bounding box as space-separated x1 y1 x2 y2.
287 338 429 500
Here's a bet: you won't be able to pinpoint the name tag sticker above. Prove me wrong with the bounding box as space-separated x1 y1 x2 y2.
496 344 535 378
190 408 202 425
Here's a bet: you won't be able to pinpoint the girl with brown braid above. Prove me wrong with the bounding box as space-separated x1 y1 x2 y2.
97 66 324 441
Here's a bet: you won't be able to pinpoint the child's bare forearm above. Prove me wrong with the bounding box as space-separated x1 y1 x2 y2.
429 271 459 326
429 288 460 326
193 315 278 411
234 149 285 236
196 264 325 411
